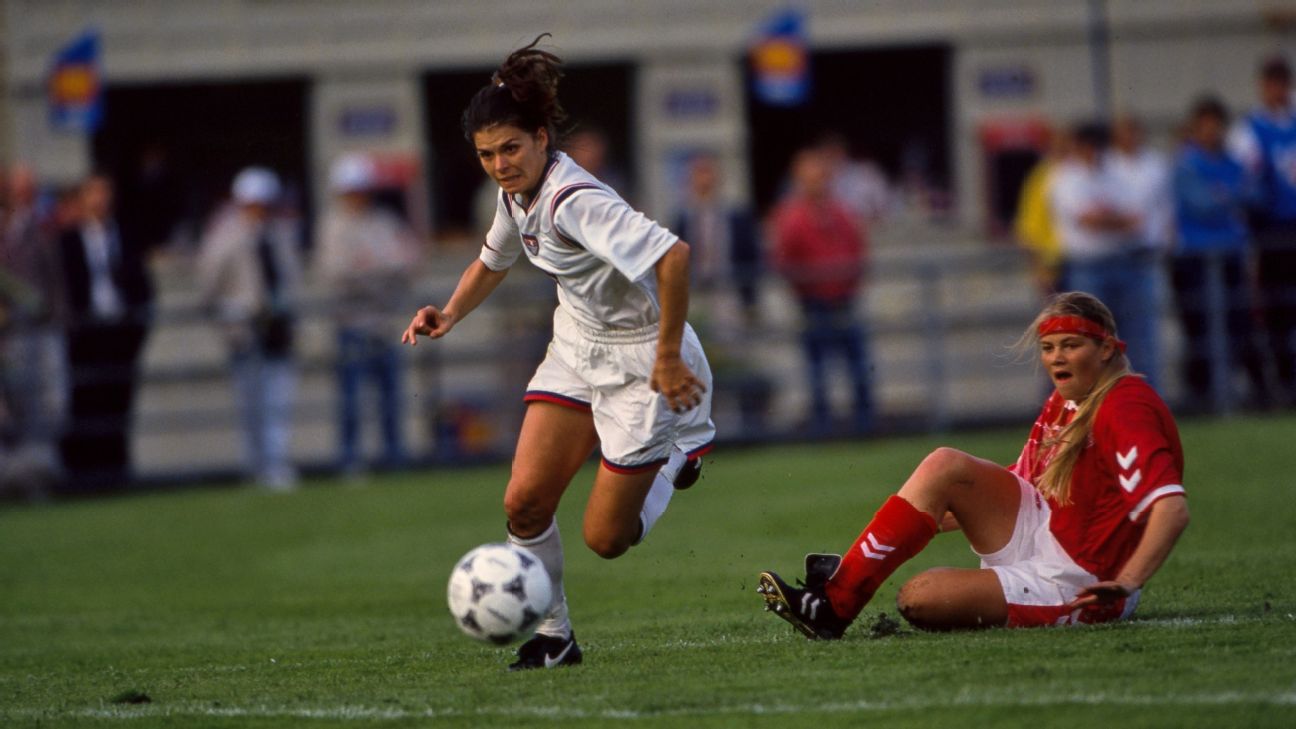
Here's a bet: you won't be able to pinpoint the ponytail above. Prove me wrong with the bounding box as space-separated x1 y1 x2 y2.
461 34 566 148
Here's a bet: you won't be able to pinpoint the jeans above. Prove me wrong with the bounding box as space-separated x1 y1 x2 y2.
799 298 872 430
231 349 296 484
1254 225 1296 398
336 328 406 469
1066 248 1163 389
1171 251 1269 405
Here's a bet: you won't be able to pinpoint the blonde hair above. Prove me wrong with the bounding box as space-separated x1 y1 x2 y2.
1022 292 1133 503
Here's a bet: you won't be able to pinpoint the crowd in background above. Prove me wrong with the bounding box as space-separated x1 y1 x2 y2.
5 53 1296 499
1014 55 1296 412
0 153 424 498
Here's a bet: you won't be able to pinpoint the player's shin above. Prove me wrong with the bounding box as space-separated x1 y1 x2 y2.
507 519 571 639
824 495 939 621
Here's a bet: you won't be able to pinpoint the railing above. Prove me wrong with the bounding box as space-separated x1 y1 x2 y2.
3 245 1282 488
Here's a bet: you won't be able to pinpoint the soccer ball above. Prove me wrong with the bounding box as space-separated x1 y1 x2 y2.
447 543 553 645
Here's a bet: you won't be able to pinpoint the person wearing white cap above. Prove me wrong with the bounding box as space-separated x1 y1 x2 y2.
315 153 421 475
197 166 303 491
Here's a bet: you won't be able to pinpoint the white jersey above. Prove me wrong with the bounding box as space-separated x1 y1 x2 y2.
480 152 679 331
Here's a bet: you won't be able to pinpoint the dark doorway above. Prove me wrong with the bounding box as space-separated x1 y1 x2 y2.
423 62 635 238
745 45 952 215
92 79 311 251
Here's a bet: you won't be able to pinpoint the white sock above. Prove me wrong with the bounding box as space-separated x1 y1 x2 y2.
508 519 571 639
635 469 675 545
659 446 687 484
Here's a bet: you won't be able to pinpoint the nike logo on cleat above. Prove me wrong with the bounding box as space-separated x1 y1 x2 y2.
544 641 574 668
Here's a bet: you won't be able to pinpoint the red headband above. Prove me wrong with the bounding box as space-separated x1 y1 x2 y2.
1038 315 1127 352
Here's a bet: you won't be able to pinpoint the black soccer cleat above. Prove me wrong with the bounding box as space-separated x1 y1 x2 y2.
756 570 849 640
673 457 703 490
803 553 842 591
508 632 583 671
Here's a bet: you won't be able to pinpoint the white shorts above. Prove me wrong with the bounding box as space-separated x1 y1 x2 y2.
523 307 716 472
975 475 1140 627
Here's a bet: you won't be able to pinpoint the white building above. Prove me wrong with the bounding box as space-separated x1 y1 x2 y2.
4 0 1293 235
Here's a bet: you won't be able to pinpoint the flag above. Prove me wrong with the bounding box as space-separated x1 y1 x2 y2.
48 29 103 133
749 7 810 107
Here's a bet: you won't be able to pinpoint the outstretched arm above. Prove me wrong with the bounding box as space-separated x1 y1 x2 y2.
650 240 706 413
1068 495 1190 609
402 259 508 344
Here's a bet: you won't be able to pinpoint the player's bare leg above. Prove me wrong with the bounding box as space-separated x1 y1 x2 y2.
760 447 1020 638
895 568 1008 629
582 466 661 559
896 447 1020 554
504 402 598 538
503 402 597 669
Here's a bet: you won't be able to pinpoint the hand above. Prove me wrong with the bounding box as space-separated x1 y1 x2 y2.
650 353 706 414
401 305 456 345
1066 579 1138 611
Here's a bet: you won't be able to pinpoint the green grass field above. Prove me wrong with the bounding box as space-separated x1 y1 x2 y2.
3 415 1295 728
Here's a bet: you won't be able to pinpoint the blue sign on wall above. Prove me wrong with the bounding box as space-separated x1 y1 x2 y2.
978 66 1037 99
750 8 810 107
48 29 103 133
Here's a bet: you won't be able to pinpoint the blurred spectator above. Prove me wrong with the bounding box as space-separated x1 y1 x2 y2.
772 148 872 433
198 167 303 491
1106 114 1173 387
671 152 762 328
1228 55 1296 404
1013 126 1072 296
563 127 630 197
818 133 893 225
0 164 67 499
1050 121 1161 386
315 153 421 474
1172 96 1269 408
57 173 155 494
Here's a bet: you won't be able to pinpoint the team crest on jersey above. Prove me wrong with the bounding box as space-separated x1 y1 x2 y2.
521 233 540 257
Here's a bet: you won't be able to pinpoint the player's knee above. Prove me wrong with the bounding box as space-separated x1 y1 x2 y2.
503 489 553 537
896 573 941 630
914 447 975 487
924 447 971 475
583 525 631 560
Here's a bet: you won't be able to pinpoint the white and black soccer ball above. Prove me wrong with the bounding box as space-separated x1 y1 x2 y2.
447 543 553 645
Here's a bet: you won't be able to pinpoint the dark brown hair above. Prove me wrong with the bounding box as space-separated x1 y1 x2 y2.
461 34 566 149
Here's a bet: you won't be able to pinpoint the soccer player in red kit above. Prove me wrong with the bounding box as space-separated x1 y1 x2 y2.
757 292 1190 635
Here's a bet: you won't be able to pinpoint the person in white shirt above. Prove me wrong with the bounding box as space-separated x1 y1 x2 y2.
1050 121 1162 387
403 35 714 671
315 154 421 474
198 168 303 492
1105 115 1173 387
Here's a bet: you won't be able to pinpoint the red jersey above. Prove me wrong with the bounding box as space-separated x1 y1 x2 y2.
1010 377 1185 580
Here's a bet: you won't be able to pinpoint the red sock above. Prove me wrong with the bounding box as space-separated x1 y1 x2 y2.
824 495 938 621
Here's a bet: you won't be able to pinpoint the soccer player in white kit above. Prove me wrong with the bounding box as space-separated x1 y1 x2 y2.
403 36 715 669
756 292 1190 637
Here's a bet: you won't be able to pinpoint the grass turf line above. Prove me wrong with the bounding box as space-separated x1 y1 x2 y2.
1 415 1294 728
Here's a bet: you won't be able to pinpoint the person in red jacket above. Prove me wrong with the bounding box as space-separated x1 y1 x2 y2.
757 291 1190 636
771 148 871 433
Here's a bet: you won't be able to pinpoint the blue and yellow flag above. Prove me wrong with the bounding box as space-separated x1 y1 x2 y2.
48 29 102 133
749 7 809 107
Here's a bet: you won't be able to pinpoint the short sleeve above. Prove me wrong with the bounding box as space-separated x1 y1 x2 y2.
553 187 679 282
480 191 521 271
1095 387 1185 523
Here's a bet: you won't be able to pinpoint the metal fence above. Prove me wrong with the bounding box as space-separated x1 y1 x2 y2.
3 244 1287 489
